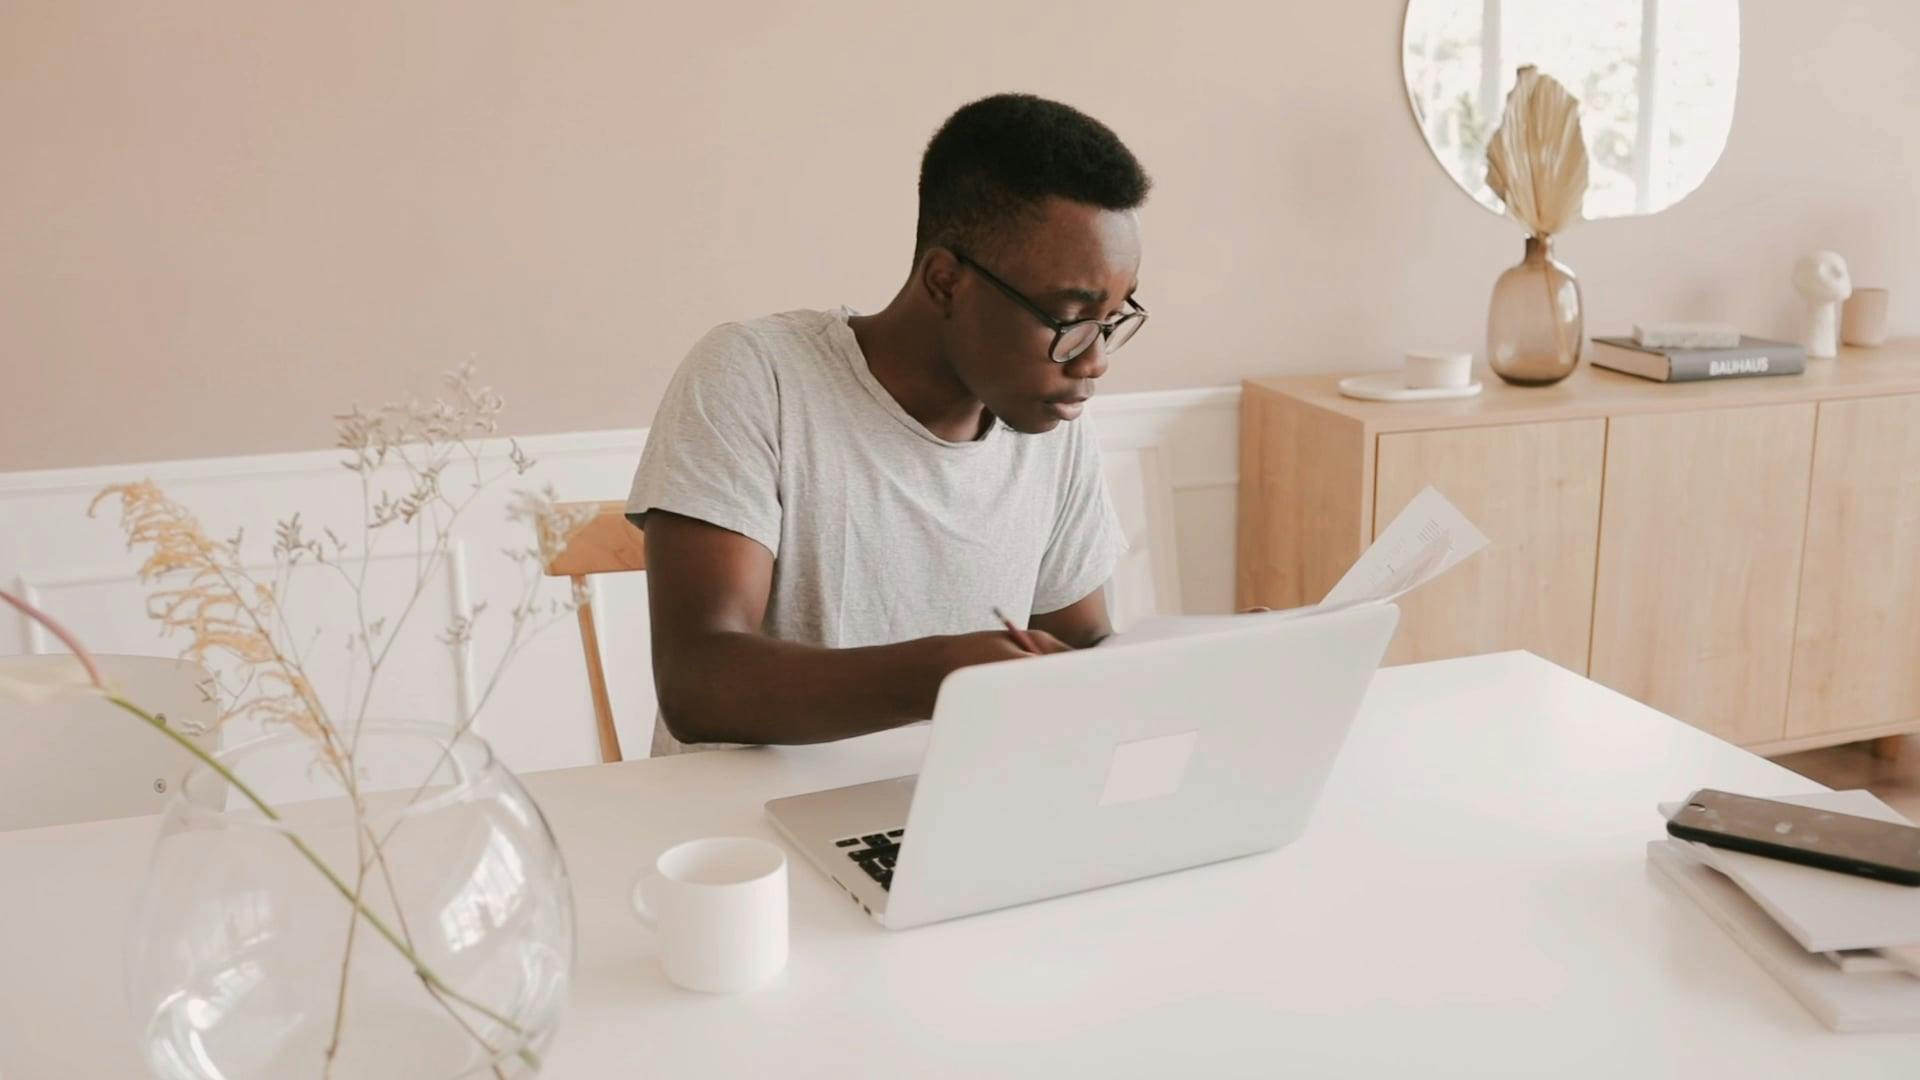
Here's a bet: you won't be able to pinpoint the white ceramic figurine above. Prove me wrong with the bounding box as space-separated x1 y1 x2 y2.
1792 251 1853 359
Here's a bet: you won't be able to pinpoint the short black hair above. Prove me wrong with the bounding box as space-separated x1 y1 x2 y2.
915 93 1151 261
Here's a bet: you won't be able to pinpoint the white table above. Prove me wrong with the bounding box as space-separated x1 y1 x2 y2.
4 652 1916 1077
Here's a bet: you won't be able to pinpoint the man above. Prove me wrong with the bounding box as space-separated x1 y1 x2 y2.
626 93 1150 753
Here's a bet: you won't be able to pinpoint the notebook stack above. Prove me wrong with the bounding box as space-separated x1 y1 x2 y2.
1647 790 1920 1032
1593 322 1806 383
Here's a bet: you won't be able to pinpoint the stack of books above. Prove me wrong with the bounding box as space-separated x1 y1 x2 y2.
1592 334 1807 383
1648 790 1920 1031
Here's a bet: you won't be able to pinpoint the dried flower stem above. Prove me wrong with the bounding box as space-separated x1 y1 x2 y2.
358 823 512 1080
27 482 548 1068
101 693 533 1049
323 830 373 1077
73 365 574 1071
0 590 104 687
374 548 578 850
343 462 510 757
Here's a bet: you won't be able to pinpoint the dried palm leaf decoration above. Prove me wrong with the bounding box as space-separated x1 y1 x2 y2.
1484 65 1589 238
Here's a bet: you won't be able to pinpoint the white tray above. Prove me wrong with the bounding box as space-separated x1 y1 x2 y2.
1648 839 1920 1032
1337 373 1484 402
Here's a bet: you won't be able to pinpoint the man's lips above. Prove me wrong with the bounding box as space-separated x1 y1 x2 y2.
1045 396 1088 420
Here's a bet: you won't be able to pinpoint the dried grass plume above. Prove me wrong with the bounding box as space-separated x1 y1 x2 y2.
90 481 334 751
85 365 586 762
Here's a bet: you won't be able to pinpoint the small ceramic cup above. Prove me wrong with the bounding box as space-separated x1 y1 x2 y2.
1842 288 1890 347
1404 350 1474 389
632 837 789 993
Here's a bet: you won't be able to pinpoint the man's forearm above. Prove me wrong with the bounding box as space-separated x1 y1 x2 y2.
653 632 960 745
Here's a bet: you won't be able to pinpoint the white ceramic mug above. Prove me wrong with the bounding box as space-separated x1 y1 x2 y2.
1404 349 1474 389
632 837 789 993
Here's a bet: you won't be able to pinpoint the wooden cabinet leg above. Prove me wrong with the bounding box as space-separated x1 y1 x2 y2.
1871 736 1906 762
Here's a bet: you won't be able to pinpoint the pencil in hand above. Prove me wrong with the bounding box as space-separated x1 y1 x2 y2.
991 606 1042 655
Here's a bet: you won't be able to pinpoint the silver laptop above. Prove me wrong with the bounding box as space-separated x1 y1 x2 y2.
766 602 1399 929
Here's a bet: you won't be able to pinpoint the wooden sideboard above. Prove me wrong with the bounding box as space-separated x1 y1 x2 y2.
1237 343 1920 753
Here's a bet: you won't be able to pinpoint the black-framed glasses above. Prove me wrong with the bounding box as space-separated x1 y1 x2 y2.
950 249 1148 364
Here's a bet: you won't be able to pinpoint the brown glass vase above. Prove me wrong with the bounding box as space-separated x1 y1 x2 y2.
1487 235 1583 386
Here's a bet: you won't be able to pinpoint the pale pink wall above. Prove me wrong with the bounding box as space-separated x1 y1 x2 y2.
2 1 1916 471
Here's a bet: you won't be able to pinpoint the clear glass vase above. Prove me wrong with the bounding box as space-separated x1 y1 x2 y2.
1487 235 1584 386
126 723 575 1079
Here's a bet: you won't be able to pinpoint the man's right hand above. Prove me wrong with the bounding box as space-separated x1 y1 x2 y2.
938 627 1075 671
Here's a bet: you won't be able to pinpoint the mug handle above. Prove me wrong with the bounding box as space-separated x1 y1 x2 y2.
631 874 661 931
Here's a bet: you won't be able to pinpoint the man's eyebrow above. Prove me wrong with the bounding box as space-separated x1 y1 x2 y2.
1045 283 1140 306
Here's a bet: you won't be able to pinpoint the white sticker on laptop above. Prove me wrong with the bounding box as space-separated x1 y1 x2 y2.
1099 730 1200 806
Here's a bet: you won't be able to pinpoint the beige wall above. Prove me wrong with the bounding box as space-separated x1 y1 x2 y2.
2 1 1916 472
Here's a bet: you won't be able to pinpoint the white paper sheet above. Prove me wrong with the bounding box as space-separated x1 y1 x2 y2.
1097 487 1488 650
1320 486 1489 609
1098 607 1319 650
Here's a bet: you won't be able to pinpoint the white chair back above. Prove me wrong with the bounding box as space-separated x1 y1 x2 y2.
0 654 221 831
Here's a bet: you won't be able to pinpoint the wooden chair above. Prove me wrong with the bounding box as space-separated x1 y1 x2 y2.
0 655 222 831
542 501 646 763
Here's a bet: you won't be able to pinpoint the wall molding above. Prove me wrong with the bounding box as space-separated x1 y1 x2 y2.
1089 384 1239 416
0 384 1243 497
0 428 648 498
1 383 1245 778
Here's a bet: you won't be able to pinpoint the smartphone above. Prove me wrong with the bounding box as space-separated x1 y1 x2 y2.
1666 789 1920 886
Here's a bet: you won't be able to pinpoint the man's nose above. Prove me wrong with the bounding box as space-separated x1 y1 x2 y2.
1063 333 1111 381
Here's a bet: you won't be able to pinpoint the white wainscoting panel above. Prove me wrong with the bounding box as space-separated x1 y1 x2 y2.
0 387 1240 789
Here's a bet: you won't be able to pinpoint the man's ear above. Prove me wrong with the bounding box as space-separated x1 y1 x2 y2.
918 248 963 318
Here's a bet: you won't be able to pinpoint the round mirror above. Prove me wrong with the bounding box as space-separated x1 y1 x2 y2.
1402 0 1740 220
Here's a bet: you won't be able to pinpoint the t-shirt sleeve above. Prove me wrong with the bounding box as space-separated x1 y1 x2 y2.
625 323 783 556
1032 418 1130 614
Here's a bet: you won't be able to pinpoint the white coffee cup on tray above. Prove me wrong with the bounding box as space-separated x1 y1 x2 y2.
1403 350 1474 390
632 836 789 993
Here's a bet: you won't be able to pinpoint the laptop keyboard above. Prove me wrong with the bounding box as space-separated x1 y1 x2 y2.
834 829 905 891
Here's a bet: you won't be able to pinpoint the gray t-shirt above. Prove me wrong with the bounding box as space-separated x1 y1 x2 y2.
627 307 1126 754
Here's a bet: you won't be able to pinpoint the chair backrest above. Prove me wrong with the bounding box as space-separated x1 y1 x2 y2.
542 501 645 762
545 500 647 579
0 654 221 831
